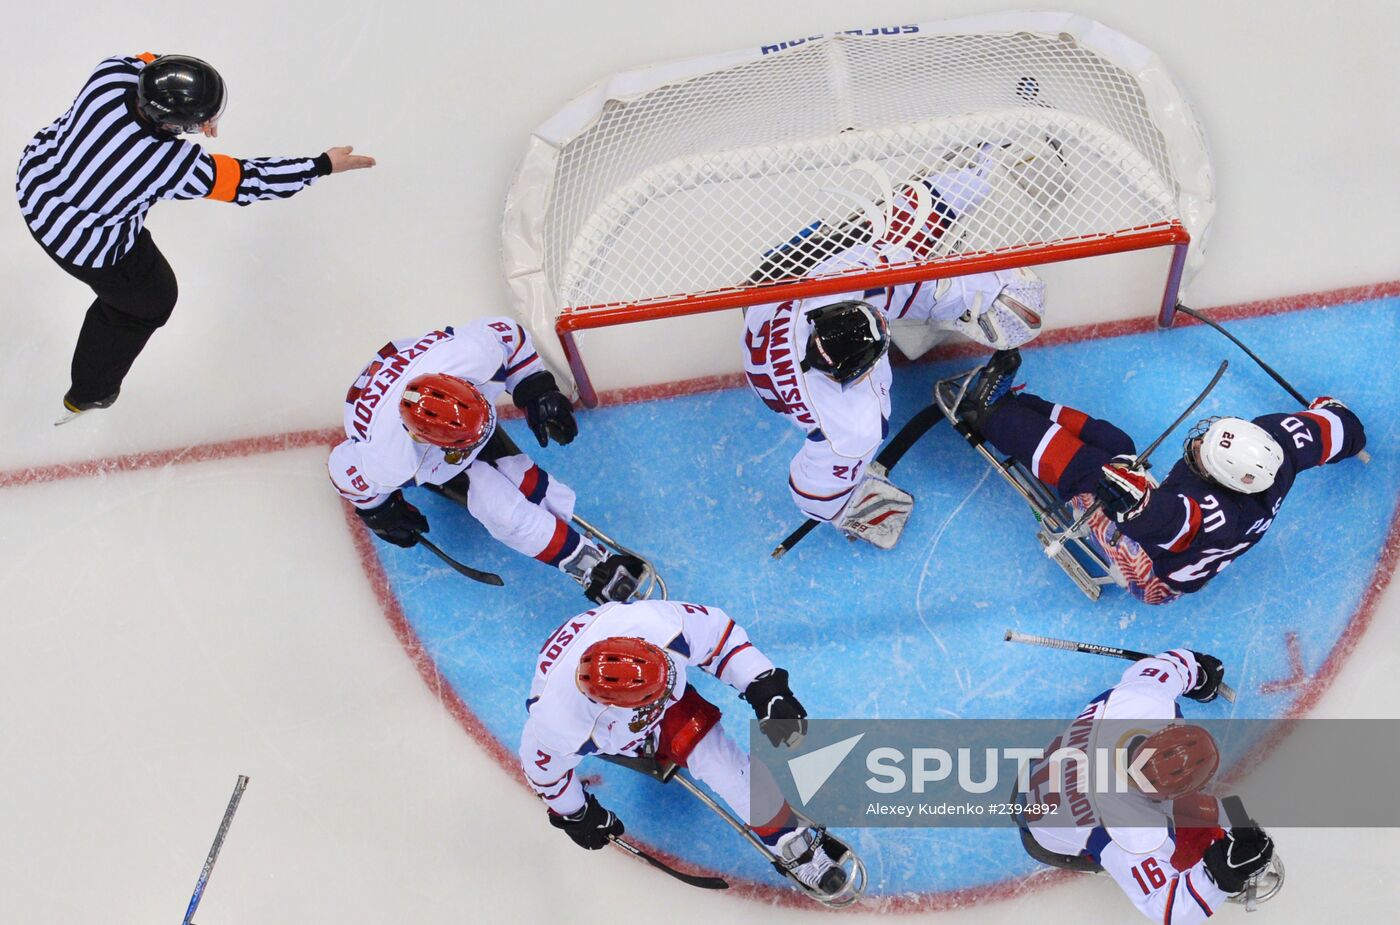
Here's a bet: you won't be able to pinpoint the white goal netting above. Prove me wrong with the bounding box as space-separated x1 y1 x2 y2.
503 12 1213 402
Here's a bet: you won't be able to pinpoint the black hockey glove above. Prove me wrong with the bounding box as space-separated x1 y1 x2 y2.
1203 826 1274 894
356 490 428 548
548 793 623 850
743 668 808 747
1094 456 1153 522
1186 651 1226 703
513 371 577 448
584 553 646 604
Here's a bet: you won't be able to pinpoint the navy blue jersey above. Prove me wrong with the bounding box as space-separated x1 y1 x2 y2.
1120 404 1365 592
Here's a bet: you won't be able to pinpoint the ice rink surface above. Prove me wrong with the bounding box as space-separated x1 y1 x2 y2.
3 1 1399 923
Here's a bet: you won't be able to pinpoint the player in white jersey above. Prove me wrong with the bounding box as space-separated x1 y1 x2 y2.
743 145 1050 547
328 319 643 602
519 599 856 901
1017 649 1281 921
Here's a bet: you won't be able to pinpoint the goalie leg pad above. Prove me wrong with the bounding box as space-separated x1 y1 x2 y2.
655 684 722 767
837 474 914 549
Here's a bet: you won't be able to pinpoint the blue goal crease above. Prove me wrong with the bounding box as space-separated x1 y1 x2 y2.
373 296 1399 894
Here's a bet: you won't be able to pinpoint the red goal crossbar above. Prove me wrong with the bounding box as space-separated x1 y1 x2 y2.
556 224 1191 408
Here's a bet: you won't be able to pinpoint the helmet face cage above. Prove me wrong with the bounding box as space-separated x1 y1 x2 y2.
137 55 227 134
1185 416 1283 494
803 301 891 386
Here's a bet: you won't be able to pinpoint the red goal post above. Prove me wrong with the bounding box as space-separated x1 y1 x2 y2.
502 12 1214 407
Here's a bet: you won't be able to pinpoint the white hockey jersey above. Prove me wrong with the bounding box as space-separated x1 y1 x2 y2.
327 319 546 509
518 599 774 817
1024 650 1232 922
742 156 1037 521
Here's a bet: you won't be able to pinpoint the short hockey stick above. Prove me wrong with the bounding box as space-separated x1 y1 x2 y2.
602 753 865 906
1043 359 1228 557
771 403 945 559
1004 630 1236 703
181 774 250 925
1176 304 1370 463
609 836 729 891
418 536 505 586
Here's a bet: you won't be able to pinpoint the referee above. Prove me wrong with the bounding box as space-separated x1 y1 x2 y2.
17 53 375 420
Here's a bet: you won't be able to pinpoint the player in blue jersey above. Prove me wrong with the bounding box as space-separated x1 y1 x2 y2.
953 349 1367 603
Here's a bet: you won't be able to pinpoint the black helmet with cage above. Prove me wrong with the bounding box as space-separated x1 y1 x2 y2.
801 300 891 385
136 55 227 134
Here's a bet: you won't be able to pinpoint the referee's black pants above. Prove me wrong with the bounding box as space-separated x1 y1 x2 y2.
42 228 178 404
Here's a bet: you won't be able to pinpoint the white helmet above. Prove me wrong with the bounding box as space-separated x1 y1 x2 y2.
1189 417 1284 493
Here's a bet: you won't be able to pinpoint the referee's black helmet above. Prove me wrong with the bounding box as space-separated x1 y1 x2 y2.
136 55 227 134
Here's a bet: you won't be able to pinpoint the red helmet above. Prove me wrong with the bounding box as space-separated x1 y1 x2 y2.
399 374 495 450
576 637 674 709
1136 724 1220 800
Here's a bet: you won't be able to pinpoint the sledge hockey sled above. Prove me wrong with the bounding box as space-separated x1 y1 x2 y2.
601 753 867 908
424 426 669 601
933 369 1120 601
570 513 668 601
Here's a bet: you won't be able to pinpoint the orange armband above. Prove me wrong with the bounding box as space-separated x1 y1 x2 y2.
206 154 242 203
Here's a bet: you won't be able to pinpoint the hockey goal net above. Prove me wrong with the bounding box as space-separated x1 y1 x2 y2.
503 12 1214 406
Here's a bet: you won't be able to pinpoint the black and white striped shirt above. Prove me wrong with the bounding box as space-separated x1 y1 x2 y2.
16 53 329 268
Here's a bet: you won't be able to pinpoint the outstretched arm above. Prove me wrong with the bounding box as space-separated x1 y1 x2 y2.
167 144 373 205
1255 399 1366 473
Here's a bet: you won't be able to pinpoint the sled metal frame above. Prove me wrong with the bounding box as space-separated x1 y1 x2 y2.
933 370 1120 602
601 753 867 908
571 513 669 601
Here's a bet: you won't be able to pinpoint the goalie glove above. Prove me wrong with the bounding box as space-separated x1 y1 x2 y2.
742 668 808 747
836 473 914 550
1203 826 1274 894
946 268 1045 349
1094 455 1155 522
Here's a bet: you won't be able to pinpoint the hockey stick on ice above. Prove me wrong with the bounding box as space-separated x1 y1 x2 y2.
1175 304 1370 464
609 836 729 891
417 536 505 586
1003 630 1236 702
771 403 945 559
181 774 249 925
1043 359 1228 558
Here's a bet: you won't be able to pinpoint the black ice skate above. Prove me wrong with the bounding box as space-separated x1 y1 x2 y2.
55 389 120 426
